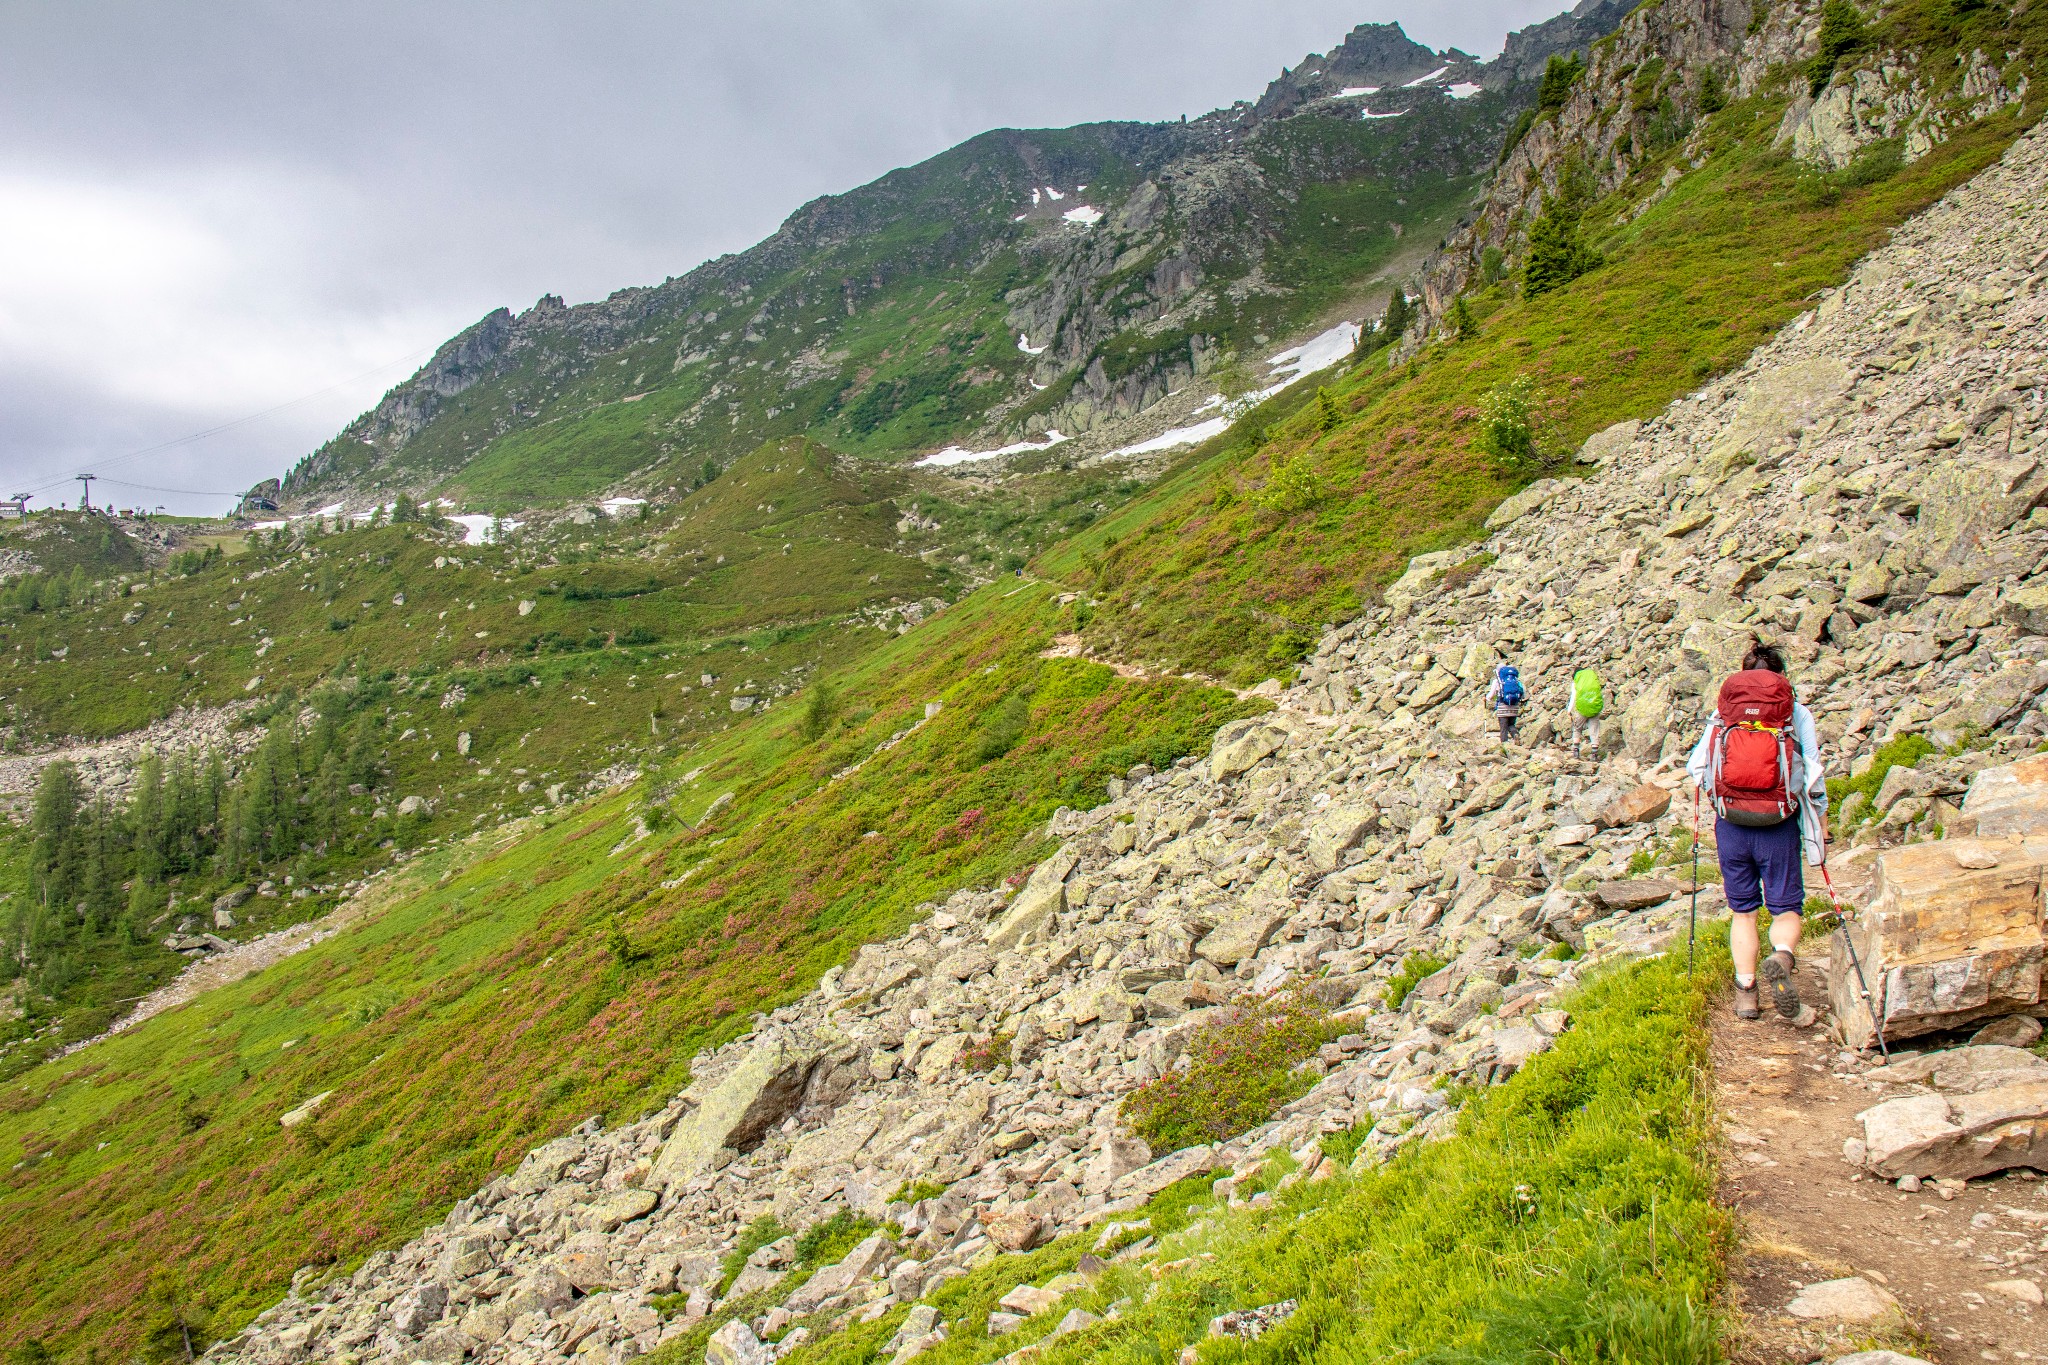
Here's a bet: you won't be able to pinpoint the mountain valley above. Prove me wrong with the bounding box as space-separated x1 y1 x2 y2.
7 3 2048 1364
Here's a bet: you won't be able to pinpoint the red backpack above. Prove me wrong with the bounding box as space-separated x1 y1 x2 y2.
1705 671 1799 827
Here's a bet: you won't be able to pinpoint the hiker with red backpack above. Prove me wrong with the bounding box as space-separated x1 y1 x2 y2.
1685 639 1828 1023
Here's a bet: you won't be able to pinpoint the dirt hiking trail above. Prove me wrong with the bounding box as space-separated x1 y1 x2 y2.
1716 959 2048 1365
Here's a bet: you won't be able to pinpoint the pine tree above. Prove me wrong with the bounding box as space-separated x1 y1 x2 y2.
30 761 85 916
313 751 348 846
1523 164 1603 298
1312 387 1344 432
1381 288 1412 341
131 751 166 886
1451 297 1477 341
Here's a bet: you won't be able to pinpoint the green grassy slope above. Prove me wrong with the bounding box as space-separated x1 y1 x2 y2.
0 444 963 1064
0 510 158 584
0 580 1253 1358
1040 91 2043 682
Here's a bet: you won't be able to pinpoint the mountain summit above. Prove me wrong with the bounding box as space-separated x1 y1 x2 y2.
275 11 1630 516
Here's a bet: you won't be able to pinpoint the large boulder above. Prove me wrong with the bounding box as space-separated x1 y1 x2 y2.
1577 419 1642 466
1595 783 1672 830
1210 717 1294 781
579 1187 657 1233
436 1232 497 1282
1384 550 1466 612
1828 837 2047 1050
987 847 1078 950
1305 803 1378 872
1082 1136 1152 1195
1699 358 1849 479
1620 680 1673 761
386 1281 448 1336
1194 909 1287 967
705 1319 774 1365
1484 479 1562 530
786 1112 883 1176
1855 1079 2048 1179
498 1265 572 1319
784 1233 892 1312
1109 1143 1215 1199
1958 753 2048 837
652 1035 823 1190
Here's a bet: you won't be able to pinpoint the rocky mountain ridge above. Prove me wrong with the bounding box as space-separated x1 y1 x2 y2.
207 111 2048 1365
1417 0 2040 335
275 9 1633 514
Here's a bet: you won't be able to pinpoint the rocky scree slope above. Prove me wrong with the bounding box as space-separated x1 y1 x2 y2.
211 120 2048 1365
276 13 1626 513
1418 0 2042 332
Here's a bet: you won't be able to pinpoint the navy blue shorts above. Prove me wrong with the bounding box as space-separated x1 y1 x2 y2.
1715 816 1805 917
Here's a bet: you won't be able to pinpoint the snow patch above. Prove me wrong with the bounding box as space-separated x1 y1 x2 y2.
446 514 523 546
1105 319 1362 459
600 497 646 517
1062 205 1104 226
1106 416 1233 458
1017 334 1047 356
1361 109 1408 120
1405 65 1450 86
1266 320 1362 387
1447 82 1483 100
1044 187 1066 201
1338 86 1381 97
914 431 1070 468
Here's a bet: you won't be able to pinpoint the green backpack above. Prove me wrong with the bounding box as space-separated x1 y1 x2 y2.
1572 668 1605 718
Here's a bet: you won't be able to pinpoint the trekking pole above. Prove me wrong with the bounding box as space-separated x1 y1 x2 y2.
1687 787 1700 978
1818 861 1888 1060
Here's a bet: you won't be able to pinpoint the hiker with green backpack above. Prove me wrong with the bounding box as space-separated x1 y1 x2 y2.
1566 662 1604 754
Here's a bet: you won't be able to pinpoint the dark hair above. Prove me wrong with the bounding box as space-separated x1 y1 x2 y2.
1742 637 1785 674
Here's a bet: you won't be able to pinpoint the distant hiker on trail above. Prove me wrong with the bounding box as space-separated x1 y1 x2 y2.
1487 661 1526 744
1567 661 1604 754
1685 638 1828 1023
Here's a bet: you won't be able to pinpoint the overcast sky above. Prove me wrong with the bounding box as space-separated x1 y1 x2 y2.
0 0 1571 516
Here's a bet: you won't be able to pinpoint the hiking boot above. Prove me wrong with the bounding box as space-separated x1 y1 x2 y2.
1759 949 1801 1021
1732 982 1760 1020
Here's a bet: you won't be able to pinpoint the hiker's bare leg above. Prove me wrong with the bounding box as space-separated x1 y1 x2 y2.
1730 911 1760 979
1768 910 1802 958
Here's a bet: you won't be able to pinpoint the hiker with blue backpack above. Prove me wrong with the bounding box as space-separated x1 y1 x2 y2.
1487 661 1526 743
1685 638 1828 1024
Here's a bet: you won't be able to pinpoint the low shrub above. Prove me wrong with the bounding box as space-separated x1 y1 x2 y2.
1384 952 1448 1009
1120 986 1338 1150
792 1211 877 1270
716 1215 790 1294
1827 730 1935 826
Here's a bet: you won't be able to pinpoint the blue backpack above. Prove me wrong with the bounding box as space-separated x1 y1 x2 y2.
1497 664 1525 706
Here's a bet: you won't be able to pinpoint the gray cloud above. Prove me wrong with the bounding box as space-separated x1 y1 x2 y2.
0 0 1569 514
